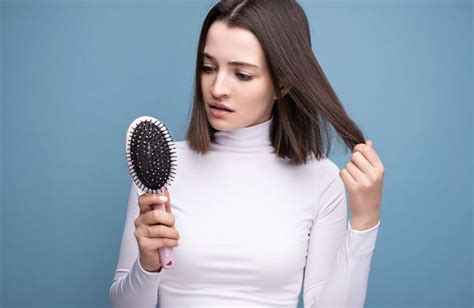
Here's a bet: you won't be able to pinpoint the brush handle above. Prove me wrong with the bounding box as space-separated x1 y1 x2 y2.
152 203 175 269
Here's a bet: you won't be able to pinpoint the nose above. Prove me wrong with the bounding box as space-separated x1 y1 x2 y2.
210 73 229 99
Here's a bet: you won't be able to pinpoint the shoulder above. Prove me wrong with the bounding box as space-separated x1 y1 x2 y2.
322 158 341 181
317 158 345 205
171 139 204 164
174 140 188 148
306 157 344 205
306 155 341 183
173 140 192 154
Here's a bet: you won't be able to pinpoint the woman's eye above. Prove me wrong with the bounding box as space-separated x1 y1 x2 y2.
202 66 214 74
201 66 252 81
236 73 252 81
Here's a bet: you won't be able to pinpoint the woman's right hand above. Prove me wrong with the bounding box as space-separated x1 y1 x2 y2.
134 189 180 272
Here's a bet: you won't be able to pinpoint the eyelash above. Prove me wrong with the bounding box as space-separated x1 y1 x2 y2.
201 65 253 81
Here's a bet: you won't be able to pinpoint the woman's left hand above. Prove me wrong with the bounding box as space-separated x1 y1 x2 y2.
339 140 385 230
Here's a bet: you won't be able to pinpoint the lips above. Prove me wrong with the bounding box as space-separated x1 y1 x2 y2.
209 103 234 112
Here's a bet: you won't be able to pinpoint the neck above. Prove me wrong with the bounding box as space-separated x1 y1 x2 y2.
210 117 274 154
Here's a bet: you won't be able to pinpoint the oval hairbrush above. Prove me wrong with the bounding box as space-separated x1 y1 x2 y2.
125 115 177 269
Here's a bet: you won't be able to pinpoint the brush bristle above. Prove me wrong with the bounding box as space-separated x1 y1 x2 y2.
125 117 177 194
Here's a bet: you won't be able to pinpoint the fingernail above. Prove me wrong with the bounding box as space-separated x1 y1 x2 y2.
159 195 168 203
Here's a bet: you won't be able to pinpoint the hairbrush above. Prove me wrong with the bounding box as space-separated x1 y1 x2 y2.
125 115 177 269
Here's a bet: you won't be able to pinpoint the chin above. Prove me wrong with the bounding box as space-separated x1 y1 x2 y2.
207 117 237 132
209 120 231 132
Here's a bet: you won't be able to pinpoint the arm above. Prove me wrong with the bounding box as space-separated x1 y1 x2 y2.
303 173 380 308
109 182 163 308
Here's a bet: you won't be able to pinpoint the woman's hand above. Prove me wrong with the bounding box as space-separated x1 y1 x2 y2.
339 140 385 230
134 189 180 272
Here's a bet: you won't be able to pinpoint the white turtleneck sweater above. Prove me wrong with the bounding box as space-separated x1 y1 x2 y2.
109 117 380 308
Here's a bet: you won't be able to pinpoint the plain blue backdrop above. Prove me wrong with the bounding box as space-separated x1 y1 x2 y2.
0 0 472 307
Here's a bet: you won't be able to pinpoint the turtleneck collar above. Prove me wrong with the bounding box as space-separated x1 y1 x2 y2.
210 117 275 154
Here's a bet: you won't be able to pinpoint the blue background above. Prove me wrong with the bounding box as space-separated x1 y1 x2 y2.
0 0 472 307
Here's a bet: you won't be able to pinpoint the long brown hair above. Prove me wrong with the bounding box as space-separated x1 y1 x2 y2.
185 0 366 165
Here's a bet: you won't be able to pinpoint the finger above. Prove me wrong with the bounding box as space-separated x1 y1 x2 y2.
351 151 376 176
339 168 356 187
138 192 168 214
345 161 365 183
140 236 179 251
146 224 180 240
142 208 175 227
353 143 382 170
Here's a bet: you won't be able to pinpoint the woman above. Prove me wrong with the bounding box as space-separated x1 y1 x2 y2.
110 0 384 307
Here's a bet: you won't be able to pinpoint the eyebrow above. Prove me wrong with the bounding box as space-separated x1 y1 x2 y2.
203 52 260 69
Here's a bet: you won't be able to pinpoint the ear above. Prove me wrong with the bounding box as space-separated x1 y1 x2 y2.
280 84 290 97
273 82 291 100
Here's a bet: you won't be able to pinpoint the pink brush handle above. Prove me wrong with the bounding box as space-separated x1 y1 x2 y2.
152 203 175 269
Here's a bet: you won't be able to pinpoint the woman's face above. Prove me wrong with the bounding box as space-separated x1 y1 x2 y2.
201 21 277 132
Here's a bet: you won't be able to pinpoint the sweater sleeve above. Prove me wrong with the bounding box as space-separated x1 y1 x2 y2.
303 172 380 308
109 182 163 308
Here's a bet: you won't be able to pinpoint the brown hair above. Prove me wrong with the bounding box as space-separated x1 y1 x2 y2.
185 0 366 165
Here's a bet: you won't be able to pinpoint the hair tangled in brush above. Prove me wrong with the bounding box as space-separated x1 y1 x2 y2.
126 116 177 194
